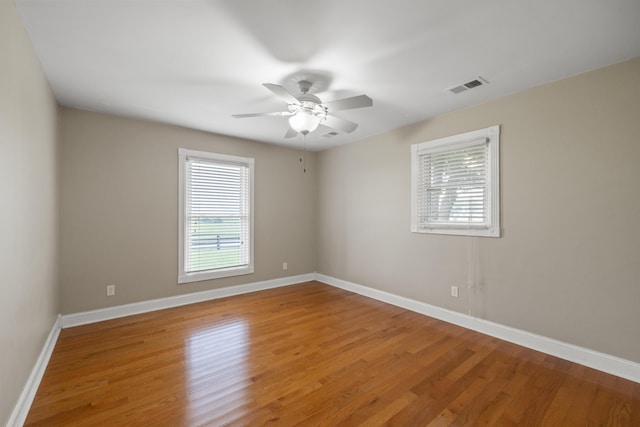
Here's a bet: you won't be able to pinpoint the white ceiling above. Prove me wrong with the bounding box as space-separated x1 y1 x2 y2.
15 0 640 151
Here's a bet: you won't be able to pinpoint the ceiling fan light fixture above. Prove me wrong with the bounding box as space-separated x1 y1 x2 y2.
288 109 321 135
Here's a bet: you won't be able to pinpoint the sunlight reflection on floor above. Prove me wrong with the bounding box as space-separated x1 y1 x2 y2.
186 319 250 424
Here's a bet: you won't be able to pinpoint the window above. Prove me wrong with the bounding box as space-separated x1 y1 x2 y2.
411 125 500 237
178 148 254 283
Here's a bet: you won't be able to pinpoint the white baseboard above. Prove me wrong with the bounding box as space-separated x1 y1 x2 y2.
316 273 640 384
7 314 61 427
61 273 315 328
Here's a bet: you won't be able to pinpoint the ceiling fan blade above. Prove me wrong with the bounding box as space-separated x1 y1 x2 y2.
232 111 291 118
263 83 301 105
284 128 298 138
323 94 372 111
323 115 359 133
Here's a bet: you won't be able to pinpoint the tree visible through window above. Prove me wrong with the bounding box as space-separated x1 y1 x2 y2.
411 125 500 237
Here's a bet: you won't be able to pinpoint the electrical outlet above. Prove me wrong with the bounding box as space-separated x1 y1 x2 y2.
282 262 288 271
451 286 459 298
106 285 115 296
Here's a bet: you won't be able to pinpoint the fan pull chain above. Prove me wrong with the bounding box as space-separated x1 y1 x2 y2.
299 133 307 173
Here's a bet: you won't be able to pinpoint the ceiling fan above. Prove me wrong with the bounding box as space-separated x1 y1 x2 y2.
232 80 373 137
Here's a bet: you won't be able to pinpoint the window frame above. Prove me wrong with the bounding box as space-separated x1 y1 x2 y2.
178 148 255 284
411 125 500 238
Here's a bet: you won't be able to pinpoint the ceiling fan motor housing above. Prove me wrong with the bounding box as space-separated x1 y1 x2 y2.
289 93 327 121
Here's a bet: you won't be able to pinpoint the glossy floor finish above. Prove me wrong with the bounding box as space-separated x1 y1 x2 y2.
26 282 639 426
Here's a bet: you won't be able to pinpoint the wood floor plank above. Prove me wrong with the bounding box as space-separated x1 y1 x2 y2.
24 281 639 426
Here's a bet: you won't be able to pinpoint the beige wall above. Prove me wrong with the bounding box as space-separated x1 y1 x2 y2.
0 2 59 424
59 108 316 313
317 57 640 363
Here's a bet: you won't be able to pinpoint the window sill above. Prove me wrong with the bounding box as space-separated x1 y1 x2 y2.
412 226 500 238
178 265 254 284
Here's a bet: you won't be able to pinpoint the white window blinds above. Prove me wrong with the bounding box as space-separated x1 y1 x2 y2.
411 126 500 237
179 149 254 283
417 140 489 227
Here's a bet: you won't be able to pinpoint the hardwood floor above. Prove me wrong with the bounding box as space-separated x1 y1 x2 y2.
25 281 639 426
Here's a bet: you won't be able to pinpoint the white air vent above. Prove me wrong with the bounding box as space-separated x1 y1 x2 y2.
448 77 489 94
